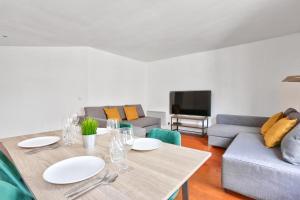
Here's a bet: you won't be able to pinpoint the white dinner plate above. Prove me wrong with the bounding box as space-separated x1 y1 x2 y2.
97 128 110 135
43 156 105 184
132 138 161 151
17 136 60 148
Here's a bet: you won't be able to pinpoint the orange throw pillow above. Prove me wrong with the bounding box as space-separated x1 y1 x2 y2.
104 107 121 120
124 106 139 121
264 117 297 148
261 112 283 135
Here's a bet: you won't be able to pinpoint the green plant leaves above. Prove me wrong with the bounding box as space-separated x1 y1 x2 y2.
81 118 98 135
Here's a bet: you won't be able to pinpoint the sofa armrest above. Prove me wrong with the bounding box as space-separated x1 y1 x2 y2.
79 116 107 128
216 114 268 127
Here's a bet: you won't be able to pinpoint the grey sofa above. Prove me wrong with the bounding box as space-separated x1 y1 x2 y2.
208 113 300 200
83 104 161 137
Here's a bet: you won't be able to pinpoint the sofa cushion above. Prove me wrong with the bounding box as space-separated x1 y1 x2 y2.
124 117 160 128
107 106 126 120
260 112 283 135
284 107 298 117
124 106 139 120
84 106 106 119
281 123 300 165
104 107 121 120
263 117 297 148
126 104 145 117
207 124 260 138
223 133 300 200
287 111 300 123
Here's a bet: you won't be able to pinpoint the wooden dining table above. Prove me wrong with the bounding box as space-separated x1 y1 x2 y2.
1 130 211 200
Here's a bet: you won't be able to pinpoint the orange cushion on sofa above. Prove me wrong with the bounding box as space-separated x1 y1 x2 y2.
104 107 121 120
124 106 139 121
264 117 297 148
261 112 283 135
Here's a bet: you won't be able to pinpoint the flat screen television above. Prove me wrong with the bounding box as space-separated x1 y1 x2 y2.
170 90 211 116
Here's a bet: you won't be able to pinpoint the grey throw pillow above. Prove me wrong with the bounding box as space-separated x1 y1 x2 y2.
287 112 300 123
284 108 298 117
281 124 300 165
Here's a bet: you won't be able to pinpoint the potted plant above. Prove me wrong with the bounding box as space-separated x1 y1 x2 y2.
81 118 98 149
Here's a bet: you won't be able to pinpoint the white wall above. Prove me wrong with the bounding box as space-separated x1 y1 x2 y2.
86 48 147 108
0 47 89 138
1 33 300 137
0 47 147 138
147 33 300 124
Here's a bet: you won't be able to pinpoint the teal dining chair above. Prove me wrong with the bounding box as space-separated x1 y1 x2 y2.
0 151 20 179
0 180 31 200
0 151 34 199
147 128 181 200
119 121 133 128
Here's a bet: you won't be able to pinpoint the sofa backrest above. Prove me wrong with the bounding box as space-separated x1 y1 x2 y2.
84 104 145 119
216 114 268 127
84 106 106 119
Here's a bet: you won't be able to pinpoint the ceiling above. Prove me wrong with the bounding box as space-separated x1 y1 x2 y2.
1 0 300 61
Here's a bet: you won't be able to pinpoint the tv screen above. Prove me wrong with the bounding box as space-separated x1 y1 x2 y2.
170 91 211 116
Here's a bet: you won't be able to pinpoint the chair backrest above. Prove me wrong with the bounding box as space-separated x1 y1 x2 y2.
0 151 20 179
147 128 181 146
120 122 133 128
0 180 29 200
0 151 33 199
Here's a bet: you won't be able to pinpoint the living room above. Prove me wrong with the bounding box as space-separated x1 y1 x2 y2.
0 1 300 200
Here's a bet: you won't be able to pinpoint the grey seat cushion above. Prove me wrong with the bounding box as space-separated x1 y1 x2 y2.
223 133 300 200
208 124 260 138
281 123 300 165
124 117 160 128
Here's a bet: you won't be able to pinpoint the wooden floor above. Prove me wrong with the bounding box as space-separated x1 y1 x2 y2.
175 134 251 200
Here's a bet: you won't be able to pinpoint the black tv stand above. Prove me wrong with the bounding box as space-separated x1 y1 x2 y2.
170 114 209 135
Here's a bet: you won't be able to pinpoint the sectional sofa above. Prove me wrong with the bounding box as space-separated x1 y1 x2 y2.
82 104 161 137
208 112 300 200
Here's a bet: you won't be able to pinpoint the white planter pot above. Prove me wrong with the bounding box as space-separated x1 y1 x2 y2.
82 135 96 149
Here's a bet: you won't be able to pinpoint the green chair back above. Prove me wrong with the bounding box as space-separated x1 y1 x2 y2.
0 151 20 179
0 151 33 199
0 180 31 200
119 122 133 128
147 128 181 146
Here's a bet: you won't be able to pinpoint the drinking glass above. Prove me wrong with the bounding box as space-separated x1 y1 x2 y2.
109 135 126 169
119 127 134 151
106 119 119 130
62 118 73 145
72 113 80 126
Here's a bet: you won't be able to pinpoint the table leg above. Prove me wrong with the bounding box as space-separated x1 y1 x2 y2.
182 180 189 200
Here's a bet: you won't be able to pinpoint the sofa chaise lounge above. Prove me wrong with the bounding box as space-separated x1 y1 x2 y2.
208 113 300 200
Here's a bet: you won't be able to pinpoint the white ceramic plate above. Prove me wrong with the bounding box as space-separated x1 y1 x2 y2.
97 128 110 135
132 138 161 151
43 156 105 184
17 136 60 148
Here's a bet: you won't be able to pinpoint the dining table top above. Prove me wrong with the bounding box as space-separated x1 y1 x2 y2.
1 130 211 200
